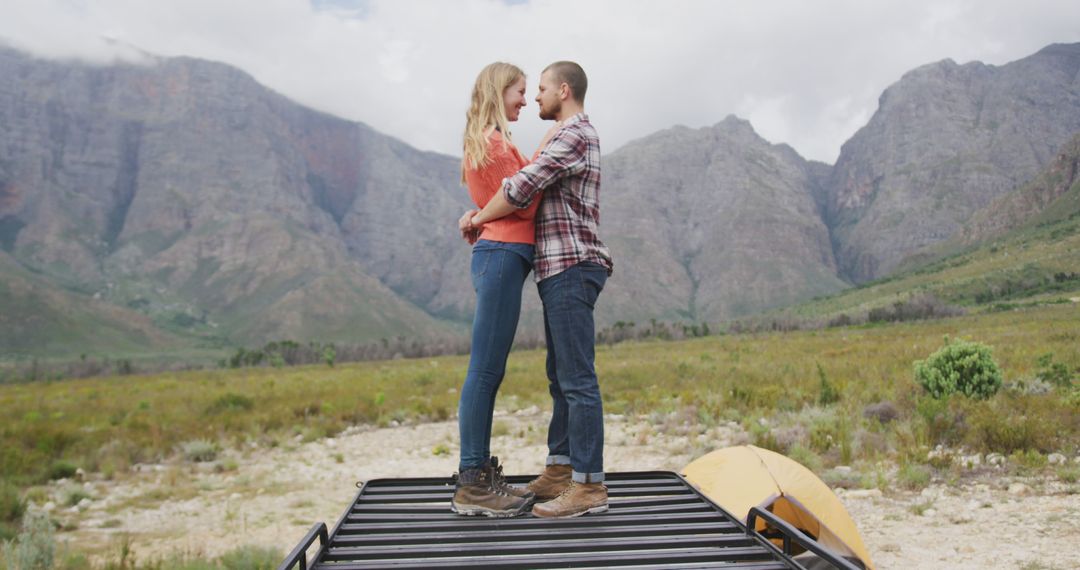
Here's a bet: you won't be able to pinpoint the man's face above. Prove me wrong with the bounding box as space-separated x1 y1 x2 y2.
536 70 562 121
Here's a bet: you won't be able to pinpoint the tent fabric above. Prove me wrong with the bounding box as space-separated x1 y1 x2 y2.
683 445 875 570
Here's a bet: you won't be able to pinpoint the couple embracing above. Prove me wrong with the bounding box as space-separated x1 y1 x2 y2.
452 61 613 519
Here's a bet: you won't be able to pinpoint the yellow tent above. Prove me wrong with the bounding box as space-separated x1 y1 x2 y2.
683 445 875 570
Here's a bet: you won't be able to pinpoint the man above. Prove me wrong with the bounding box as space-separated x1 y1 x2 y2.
466 61 613 518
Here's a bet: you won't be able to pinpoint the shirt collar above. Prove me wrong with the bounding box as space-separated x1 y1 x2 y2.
560 112 587 127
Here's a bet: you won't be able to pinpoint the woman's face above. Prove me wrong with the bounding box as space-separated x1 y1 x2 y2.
503 75 527 122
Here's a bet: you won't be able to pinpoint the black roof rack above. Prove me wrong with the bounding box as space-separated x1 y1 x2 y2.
279 470 859 570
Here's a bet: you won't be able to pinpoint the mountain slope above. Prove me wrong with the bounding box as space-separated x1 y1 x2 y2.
897 132 1080 270
0 47 462 350
600 117 847 323
957 132 1080 241
789 144 1080 319
0 251 185 357
824 43 1080 283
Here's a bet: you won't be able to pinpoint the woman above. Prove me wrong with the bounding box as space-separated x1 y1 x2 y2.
450 62 550 517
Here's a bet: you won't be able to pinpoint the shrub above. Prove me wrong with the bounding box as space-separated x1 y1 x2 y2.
1009 449 1048 473
786 445 823 473
180 440 219 463
206 393 255 414
63 486 92 508
867 294 964 324
1 482 26 525
967 401 1059 454
914 337 1002 399
47 461 78 481
915 396 969 446
1065 387 1080 408
897 463 932 490
1036 353 1075 388
1 511 56 570
217 545 281 570
816 363 840 406
862 401 899 424
0 481 26 541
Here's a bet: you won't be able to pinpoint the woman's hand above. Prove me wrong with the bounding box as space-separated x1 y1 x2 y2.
459 209 480 244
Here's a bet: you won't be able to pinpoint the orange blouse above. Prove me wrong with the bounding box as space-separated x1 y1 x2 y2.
464 129 541 244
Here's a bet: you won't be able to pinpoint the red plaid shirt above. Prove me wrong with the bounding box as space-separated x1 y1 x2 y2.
502 113 613 282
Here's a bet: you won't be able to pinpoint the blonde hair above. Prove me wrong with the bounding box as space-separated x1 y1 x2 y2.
462 62 525 183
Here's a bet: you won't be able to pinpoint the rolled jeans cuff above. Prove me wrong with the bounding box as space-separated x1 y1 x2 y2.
573 470 605 484
546 455 571 466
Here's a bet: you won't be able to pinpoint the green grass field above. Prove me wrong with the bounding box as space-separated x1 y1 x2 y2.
2 302 1076 490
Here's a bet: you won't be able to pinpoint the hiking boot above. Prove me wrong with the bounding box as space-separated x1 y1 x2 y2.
526 463 572 500
532 481 608 518
450 467 530 517
487 456 535 503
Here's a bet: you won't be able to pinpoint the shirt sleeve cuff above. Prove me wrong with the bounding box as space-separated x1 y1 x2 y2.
504 178 532 208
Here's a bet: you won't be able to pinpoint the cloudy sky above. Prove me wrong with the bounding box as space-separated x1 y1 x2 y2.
2 0 1079 162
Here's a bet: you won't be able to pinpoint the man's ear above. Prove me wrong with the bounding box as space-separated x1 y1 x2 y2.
559 82 570 101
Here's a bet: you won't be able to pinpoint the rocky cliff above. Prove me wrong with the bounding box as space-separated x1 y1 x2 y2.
824 43 1080 282
599 117 846 324
0 47 466 347
956 133 1080 244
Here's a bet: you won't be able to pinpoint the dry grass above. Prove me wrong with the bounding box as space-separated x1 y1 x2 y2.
0 304 1077 492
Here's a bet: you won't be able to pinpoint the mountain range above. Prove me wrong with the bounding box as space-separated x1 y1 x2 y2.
1 42 1078 357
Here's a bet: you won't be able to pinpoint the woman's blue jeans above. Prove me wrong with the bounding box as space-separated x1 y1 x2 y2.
458 240 533 471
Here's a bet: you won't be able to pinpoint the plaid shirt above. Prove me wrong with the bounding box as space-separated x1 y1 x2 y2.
502 113 613 282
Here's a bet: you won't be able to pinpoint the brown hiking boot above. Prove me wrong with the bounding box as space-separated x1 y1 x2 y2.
487 456 535 503
532 481 609 518
526 463 573 500
450 467 530 518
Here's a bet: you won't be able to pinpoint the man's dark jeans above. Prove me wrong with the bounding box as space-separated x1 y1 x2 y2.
537 261 607 483
458 240 533 471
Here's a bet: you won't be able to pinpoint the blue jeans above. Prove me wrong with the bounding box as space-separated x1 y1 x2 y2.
537 261 608 483
458 240 534 471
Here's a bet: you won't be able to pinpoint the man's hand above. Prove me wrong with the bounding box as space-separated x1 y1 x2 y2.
459 209 480 244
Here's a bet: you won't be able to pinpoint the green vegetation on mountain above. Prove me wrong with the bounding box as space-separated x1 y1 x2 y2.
0 253 190 359
785 175 1080 320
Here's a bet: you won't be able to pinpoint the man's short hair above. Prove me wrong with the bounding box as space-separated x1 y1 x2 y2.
544 61 587 104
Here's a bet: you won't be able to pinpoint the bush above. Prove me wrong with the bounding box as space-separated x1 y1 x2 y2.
914 337 1002 399
206 393 255 414
1036 353 1075 388
63 486 92 508
0 481 26 540
896 463 932 490
867 294 964 324
915 396 969 446
180 440 218 463
0 482 25 525
1 511 55 570
816 363 840 406
966 396 1062 454
217 545 281 570
47 461 78 481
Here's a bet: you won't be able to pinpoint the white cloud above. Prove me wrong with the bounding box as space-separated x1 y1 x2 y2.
1 0 1078 163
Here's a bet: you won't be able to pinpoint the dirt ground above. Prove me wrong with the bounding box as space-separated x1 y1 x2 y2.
39 410 1080 570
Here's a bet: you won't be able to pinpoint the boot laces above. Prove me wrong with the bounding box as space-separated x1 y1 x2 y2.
489 460 518 494
553 480 578 501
